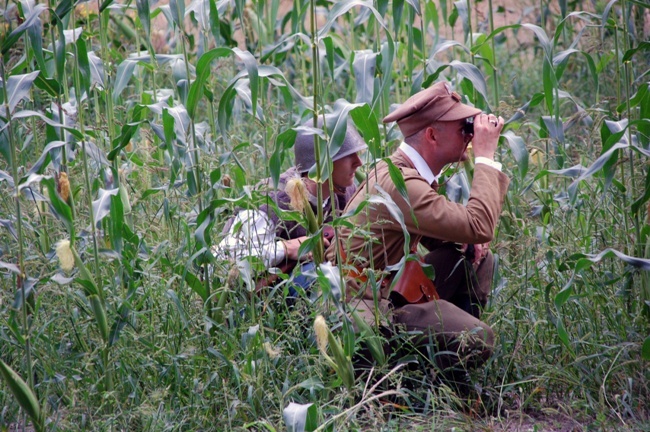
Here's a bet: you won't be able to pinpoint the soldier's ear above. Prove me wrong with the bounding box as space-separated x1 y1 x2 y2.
425 126 437 143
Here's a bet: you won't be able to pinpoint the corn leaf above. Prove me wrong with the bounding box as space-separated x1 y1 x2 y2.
93 188 120 226
0 360 44 432
187 47 233 119
502 131 529 180
137 0 151 39
318 0 387 38
76 36 91 97
1 4 47 55
353 50 378 105
283 402 317 432
42 177 74 236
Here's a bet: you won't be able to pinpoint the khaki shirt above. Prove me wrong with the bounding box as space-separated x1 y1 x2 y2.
327 150 510 299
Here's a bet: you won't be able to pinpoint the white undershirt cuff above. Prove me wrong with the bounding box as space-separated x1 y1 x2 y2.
475 157 502 171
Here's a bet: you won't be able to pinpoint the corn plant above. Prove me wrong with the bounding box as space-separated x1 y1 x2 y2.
0 0 649 429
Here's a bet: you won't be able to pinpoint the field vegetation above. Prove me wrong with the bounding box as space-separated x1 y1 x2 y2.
1 0 649 430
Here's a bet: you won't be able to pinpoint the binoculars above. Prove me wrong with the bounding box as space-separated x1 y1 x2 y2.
462 117 474 136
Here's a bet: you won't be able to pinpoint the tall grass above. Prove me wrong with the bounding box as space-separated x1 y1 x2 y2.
0 0 649 429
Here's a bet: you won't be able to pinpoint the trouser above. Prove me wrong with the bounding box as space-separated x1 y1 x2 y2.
423 242 494 319
350 298 494 372
349 245 495 371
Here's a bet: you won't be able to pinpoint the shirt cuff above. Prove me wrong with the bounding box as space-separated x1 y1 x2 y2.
475 157 502 171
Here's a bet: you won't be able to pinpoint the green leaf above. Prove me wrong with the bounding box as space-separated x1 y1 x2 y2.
368 184 410 256
92 188 120 226
601 0 618 41
642 336 650 361
568 142 628 200
42 177 74 237
350 309 386 365
521 23 551 60
453 0 469 39
11 110 83 139
542 59 556 116
99 0 115 13
326 327 355 389
283 402 318 432
110 189 125 252
349 104 380 160
554 317 574 357
502 131 529 179
318 0 387 38
109 104 147 160
175 264 207 302
89 294 109 343
166 288 190 327
0 360 44 432
22 2 46 74
33 74 62 97
1 3 47 55
385 158 417 226
554 274 576 308
51 0 73 22
232 48 259 120
270 128 296 189
113 59 137 102
195 206 215 248
616 82 648 114
425 0 439 37
169 0 185 28
631 166 650 216
187 47 233 120
136 0 151 39
574 248 650 271
392 0 404 33
24 140 66 177
219 65 307 136
505 93 544 124
88 51 106 88
209 0 220 45
404 0 421 15
448 2 458 28
2 71 40 115
323 36 335 77
76 36 91 97
54 22 65 82
541 115 564 144
626 0 649 7
353 50 378 105
450 60 489 107
165 105 190 146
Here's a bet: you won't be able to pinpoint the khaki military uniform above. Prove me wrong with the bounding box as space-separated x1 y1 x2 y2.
327 149 510 368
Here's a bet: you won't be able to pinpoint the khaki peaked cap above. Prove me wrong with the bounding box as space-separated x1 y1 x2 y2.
383 81 482 137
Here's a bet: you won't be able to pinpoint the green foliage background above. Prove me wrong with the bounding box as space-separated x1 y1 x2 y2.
0 0 649 429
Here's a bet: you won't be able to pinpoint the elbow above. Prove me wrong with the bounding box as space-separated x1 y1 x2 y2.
474 231 494 244
470 218 496 244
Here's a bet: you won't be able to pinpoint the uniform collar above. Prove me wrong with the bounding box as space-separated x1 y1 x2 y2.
398 142 439 185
